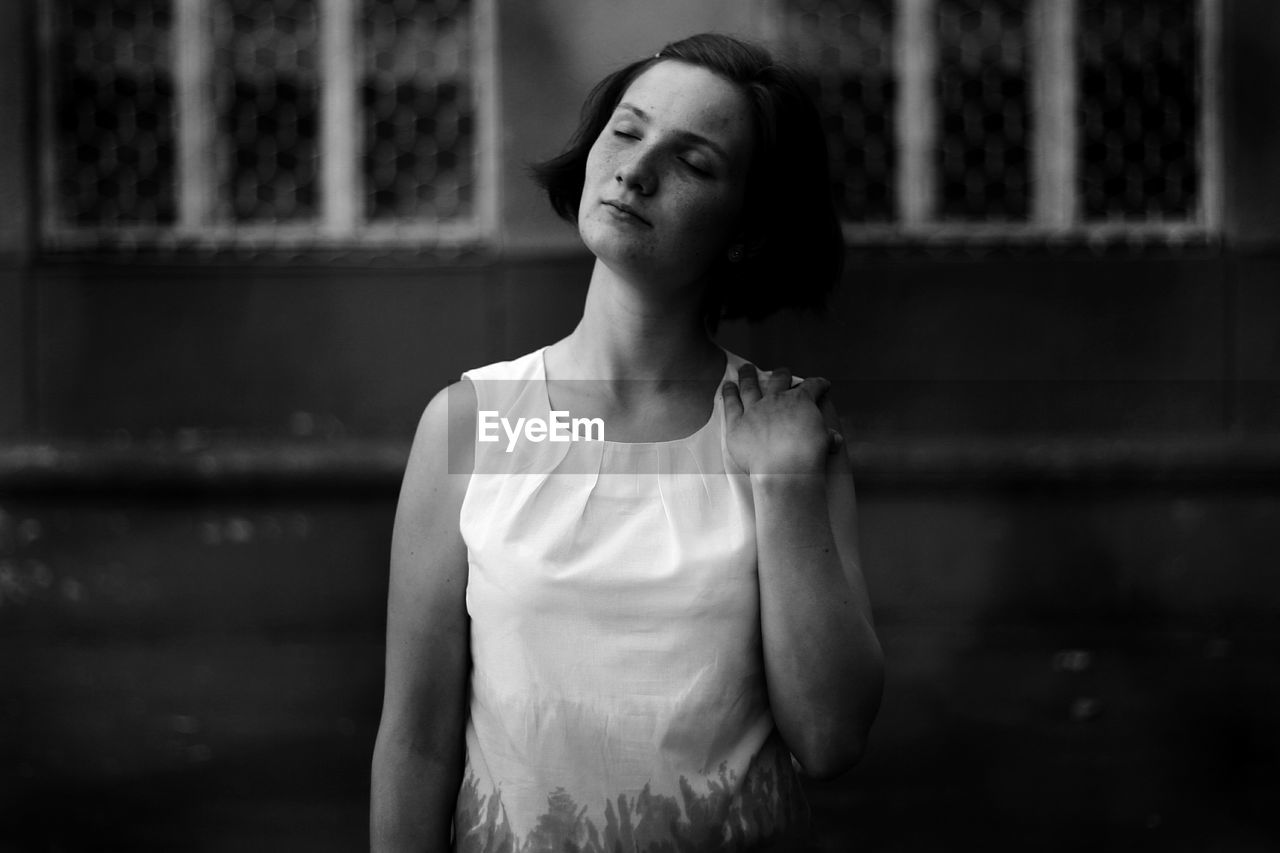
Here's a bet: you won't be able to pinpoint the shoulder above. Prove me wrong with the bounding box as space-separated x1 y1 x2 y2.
460 347 545 384
406 380 477 486
457 348 546 418
418 379 477 440
721 348 806 387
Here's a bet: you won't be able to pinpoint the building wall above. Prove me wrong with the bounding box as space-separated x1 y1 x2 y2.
2 1 1276 441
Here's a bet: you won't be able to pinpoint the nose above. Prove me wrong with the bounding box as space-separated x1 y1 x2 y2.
615 147 657 196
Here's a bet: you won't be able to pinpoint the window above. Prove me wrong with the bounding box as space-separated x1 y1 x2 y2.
40 0 496 251
771 0 1221 242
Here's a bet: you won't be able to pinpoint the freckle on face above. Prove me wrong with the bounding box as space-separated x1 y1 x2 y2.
577 61 754 287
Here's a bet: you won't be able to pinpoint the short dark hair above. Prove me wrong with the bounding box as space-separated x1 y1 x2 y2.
530 33 843 326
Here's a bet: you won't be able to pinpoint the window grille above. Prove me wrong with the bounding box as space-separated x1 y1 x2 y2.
40 0 495 251
771 0 1220 242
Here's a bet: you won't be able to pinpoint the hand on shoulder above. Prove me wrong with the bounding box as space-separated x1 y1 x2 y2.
721 363 843 478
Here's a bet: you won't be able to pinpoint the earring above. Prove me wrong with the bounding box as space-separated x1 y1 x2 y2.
727 244 744 263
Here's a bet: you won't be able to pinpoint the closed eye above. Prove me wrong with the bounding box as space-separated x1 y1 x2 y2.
680 158 712 177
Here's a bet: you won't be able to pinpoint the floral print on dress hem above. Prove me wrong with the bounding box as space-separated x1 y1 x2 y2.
453 736 811 853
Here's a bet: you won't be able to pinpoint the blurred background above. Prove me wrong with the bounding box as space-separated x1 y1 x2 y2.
2 0 1278 850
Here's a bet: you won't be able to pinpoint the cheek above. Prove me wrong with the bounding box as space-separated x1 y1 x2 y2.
578 165 598 223
584 137 616 184
578 141 615 218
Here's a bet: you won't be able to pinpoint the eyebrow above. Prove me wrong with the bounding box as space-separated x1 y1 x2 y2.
615 102 732 164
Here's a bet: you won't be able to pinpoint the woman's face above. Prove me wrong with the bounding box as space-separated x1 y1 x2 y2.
576 60 754 292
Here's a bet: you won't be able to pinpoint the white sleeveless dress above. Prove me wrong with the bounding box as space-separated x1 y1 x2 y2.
453 346 811 852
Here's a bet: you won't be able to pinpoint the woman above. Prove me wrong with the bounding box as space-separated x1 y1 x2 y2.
372 33 883 852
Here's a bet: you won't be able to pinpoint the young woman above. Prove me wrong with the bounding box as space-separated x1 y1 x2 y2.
372 33 883 852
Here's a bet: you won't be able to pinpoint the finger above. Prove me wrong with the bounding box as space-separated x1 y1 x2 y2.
819 393 841 433
796 376 831 404
721 381 743 423
764 366 792 395
737 364 762 403
827 426 844 454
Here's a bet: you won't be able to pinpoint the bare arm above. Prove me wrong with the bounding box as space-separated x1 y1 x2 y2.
371 380 475 850
724 366 884 780
752 429 883 779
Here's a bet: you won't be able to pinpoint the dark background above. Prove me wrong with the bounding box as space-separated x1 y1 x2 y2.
2 1 1279 850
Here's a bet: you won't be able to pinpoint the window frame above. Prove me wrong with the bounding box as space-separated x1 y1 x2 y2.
36 0 499 252
764 0 1223 245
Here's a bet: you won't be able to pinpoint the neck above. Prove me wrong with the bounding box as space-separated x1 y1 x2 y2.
557 259 722 381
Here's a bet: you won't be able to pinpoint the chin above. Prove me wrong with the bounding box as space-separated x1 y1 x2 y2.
580 221 648 266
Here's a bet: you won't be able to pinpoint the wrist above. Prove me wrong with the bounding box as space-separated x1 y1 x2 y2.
746 444 828 481
749 469 827 498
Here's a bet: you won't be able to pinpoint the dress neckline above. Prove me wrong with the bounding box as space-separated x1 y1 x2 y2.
536 344 734 449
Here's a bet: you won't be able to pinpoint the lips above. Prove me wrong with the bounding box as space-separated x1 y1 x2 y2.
602 199 652 227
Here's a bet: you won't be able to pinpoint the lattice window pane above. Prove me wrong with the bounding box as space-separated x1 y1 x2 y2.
776 0 1216 238
1078 0 1199 221
43 0 491 248
787 0 897 223
51 0 177 226
362 0 476 222
935 0 1030 221
210 0 321 223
